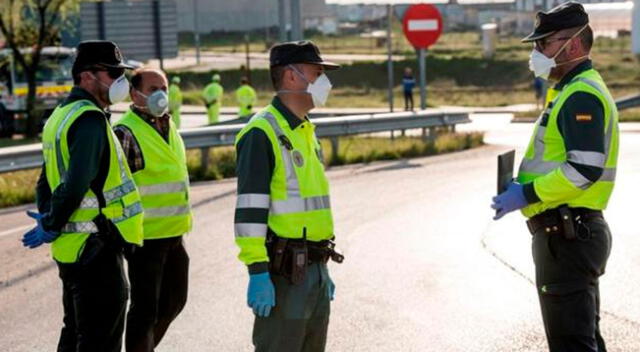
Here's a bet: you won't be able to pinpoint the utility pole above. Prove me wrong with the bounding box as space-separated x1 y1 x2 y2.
290 0 302 40
193 0 201 65
245 33 251 82
152 0 164 70
633 0 640 54
278 0 287 42
386 4 394 112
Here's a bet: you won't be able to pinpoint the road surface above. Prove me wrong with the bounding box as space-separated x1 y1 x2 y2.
1 114 639 351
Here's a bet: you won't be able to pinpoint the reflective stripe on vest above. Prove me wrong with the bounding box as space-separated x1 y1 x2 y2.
234 223 268 238
138 181 188 196
55 102 88 180
519 77 617 189
236 193 270 209
77 179 137 209
62 201 144 233
262 113 301 198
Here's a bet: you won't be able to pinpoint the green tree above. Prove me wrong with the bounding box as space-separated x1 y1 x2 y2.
0 0 81 137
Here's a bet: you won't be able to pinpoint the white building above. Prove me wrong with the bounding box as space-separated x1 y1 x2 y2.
178 0 337 34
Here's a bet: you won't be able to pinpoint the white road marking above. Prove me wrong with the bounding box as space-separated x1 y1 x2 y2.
0 224 33 239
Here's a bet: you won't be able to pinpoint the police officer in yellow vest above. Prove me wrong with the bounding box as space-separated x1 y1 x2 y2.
22 41 144 352
234 41 342 351
203 74 224 125
236 76 257 119
113 68 192 352
491 4 618 351
168 76 182 129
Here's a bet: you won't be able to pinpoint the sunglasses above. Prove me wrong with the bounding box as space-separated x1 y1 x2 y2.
90 66 125 79
535 36 571 51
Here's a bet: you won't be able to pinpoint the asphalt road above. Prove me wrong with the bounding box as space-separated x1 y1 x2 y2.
1 114 639 351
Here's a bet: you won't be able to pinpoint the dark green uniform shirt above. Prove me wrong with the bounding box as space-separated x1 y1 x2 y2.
522 60 606 204
235 96 305 273
36 87 111 232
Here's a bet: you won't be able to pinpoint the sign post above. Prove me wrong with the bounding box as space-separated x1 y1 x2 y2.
402 4 443 110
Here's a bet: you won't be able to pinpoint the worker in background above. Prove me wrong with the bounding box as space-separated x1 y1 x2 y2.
113 68 192 352
234 40 343 351
492 3 618 351
22 40 144 351
235 76 257 119
168 76 182 128
202 74 223 125
402 67 416 111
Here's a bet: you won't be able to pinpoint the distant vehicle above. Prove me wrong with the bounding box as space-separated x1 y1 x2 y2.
0 46 74 137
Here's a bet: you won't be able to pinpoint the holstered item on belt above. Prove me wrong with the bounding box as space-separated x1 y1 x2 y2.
269 236 288 275
526 205 603 240
93 213 129 252
558 206 576 240
289 241 308 285
266 228 345 285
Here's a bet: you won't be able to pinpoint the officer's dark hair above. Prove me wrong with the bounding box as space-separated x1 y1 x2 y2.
72 67 96 85
131 70 144 91
578 25 593 52
270 65 286 90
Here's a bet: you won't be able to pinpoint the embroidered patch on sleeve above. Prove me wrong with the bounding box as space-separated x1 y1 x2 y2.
576 114 592 122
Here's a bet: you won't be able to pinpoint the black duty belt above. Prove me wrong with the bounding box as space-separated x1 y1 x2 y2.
526 206 603 238
266 232 344 285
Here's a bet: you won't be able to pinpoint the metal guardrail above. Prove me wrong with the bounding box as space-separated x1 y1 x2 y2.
615 94 640 111
0 110 470 174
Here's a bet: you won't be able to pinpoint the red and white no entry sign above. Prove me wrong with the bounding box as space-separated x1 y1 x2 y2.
402 4 443 49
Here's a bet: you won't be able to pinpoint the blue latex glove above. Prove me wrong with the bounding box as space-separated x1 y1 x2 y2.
491 182 528 220
247 272 275 317
327 277 335 301
22 211 59 249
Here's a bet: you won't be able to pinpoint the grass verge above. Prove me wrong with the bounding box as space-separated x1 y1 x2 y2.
0 169 40 208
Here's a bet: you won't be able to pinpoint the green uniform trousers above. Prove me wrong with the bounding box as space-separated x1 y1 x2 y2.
253 262 332 352
532 216 612 352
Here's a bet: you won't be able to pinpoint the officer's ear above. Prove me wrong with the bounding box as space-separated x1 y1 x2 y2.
566 37 581 57
283 67 297 88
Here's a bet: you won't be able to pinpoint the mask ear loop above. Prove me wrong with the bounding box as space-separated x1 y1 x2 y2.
132 89 150 112
277 65 312 96
552 24 590 63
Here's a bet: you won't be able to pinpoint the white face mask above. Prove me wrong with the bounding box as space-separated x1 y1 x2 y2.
278 65 333 107
529 24 589 80
92 73 130 105
135 89 169 117
529 49 556 80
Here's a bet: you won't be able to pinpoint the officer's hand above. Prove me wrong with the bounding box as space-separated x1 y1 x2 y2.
22 211 59 248
22 227 44 248
491 182 528 220
247 272 276 317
